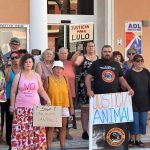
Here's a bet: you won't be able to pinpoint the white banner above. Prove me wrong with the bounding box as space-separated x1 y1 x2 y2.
69 23 93 43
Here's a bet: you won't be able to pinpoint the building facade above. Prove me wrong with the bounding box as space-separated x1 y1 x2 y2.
0 0 150 68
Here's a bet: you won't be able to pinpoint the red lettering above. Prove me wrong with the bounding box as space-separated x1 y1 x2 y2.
24 83 35 90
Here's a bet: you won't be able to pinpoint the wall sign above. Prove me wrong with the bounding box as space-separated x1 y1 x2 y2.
125 21 142 60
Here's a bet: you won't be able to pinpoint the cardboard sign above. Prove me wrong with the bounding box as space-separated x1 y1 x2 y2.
33 106 62 127
69 23 93 43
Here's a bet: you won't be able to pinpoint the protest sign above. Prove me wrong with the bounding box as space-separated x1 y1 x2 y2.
33 106 62 127
69 23 93 43
89 92 133 150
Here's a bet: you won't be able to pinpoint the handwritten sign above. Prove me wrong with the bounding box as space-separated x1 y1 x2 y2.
33 106 62 127
91 92 133 124
69 23 93 43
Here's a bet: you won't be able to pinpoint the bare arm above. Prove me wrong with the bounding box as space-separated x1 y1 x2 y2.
85 74 94 97
43 77 48 92
35 62 42 76
10 73 20 110
4 66 11 82
71 50 81 63
119 76 134 96
74 55 84 66
37 74 51 105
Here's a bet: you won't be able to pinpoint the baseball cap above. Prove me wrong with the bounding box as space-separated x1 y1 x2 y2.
52 61 64 69
10 37 20 44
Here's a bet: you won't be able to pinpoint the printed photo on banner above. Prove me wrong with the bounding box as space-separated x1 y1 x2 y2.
89 92 133 150
125 21 142 60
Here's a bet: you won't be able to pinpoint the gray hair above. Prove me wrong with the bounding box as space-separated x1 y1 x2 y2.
58 47 68 55
40 49 54 61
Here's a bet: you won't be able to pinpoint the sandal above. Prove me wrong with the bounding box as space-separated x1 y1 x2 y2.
129 139 135 147
135 140 144 147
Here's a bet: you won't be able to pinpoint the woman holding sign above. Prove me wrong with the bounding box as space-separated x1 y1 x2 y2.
44 60 74 150
125 54 150 147
10 54 51 150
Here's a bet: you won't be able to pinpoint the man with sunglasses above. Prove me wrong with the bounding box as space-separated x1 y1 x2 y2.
3 37 21 67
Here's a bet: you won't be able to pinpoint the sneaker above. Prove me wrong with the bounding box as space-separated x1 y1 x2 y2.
61 148 67 150
82 131 89 140
129 139 134 147
66 134 73 140
135 140 144 147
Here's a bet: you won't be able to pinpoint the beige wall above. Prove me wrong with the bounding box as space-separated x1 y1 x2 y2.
0 0 29 23
114 0 150 69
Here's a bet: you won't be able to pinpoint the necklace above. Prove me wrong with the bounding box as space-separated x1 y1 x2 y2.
52 75 63 87
132 67 143 72
86 54 96 61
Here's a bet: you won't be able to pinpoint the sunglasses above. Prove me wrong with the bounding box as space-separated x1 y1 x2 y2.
135 59 144 62
11 56 19 60
11 43 20 46
128 52 136 55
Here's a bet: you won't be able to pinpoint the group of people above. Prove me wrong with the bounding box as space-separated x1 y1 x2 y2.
88 46 150 148
0 37 150 150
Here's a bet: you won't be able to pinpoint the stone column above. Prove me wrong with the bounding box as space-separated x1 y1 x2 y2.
30 0 48 53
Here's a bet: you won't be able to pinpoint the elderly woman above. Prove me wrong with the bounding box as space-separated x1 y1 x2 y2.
58 47 80 139
10 54 51 149
35 48 54 83
35 49 54 105
123 48 137 74
125 54 150 147
44 60 74 150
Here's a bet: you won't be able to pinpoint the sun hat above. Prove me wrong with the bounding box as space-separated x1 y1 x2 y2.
52 61 64 69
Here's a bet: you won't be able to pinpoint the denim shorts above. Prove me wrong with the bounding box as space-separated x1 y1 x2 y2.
129 112 147 134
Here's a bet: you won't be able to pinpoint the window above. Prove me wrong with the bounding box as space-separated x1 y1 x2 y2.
0 24 29 54
47 0 94 15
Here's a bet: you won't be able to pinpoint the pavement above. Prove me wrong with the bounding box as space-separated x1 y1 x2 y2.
0 110 150 150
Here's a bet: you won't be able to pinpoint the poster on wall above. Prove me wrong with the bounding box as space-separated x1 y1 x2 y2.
0 24 29 55
89 92 133 150
125 21 142 60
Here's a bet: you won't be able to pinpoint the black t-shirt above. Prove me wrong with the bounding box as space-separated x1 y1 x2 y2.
87 59 123 94
125 68 150 111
